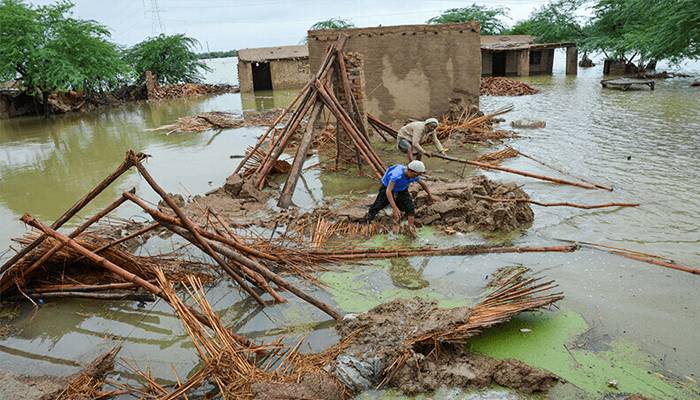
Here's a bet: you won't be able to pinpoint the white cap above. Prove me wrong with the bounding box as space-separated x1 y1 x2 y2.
407 160 426 173
425 117 439 126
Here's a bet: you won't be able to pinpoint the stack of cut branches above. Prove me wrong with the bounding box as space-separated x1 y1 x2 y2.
480 77 539 96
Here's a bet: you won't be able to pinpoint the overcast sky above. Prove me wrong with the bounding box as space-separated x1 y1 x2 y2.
29 0 555 51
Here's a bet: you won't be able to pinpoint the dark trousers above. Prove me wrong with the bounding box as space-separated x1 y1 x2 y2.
367 186 415 220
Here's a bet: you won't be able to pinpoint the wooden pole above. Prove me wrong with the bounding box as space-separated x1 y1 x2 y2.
127 151 266 306
506 146 613 191
432 153 601 190
474 195 639 209
305 244 579 260
233 80 313 175
123 192 285 303
278 99 324 208
20 214 259 350
0 152 145 276
367 113 398 138
315 81 384 178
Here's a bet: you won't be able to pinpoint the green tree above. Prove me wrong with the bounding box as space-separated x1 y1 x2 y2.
584 0 699 65
0 0 127 116
427 4 509 35
506 0 587 43
124 34 210 85
309 18 355 31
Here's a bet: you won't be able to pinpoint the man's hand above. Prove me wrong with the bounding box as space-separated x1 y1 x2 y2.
427 194 439 204
423 151 433 158
392 206 401 223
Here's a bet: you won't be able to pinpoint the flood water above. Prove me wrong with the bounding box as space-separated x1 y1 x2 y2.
0 54 698 399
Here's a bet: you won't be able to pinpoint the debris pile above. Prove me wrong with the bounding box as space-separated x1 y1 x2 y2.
148 83 238 100
149 111 246 134
481 77 539 96
331 268 563 395
436 105 516 143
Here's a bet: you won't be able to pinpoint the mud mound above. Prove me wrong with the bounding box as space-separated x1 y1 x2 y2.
333 298 558 395
251 372 344 400
389 352 558 395
336 175 534 233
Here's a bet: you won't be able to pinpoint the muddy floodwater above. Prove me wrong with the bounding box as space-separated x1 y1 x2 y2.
1 55 699 399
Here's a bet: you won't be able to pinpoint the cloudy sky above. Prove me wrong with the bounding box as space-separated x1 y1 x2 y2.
30 0 555 51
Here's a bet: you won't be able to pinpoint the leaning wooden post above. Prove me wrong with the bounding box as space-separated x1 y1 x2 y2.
20 214 259 350
278 99 324 208
0 189 136 293
126 151 266 306
0 152 146 276
433 153 601 190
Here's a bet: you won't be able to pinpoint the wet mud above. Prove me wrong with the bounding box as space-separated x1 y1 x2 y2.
331 298 558 395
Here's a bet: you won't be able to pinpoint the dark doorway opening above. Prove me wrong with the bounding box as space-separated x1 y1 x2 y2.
492 52 507 76
252 62 272 91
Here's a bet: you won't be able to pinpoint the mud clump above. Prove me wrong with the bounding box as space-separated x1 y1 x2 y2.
251 372 344 400
390 352 558 395
332 298 558 395
335 175 534 233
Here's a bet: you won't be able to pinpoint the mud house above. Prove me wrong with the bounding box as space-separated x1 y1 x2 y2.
480 35 577 76
237 45 310 92
307 23 481 123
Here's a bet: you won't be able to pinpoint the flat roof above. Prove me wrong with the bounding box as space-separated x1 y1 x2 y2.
238 45 308 62
481 35 574 51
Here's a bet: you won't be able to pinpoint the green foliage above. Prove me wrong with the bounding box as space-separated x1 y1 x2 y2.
584 0 700 63
197 50 238 60
309 18 355 31
427 4 509 35
506 0 587 43
0 0 127 97
124 34 210 85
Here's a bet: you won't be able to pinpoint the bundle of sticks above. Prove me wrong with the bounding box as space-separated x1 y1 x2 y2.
233 35 386 208
480 77 539 96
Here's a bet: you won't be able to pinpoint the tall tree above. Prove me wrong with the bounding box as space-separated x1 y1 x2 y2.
124 34 210 85
0 0 127 116
427 4 509 35
507 0 587 43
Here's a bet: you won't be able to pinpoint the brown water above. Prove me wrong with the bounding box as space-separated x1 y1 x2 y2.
0 58 699 399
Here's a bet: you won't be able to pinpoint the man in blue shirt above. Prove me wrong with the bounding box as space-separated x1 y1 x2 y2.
366 160 436 236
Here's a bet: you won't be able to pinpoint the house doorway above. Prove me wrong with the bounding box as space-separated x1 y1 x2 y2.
252 62 272 91
492 52 507 76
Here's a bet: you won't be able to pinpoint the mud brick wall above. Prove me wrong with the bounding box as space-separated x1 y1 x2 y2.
238 58 309 92
308 23 481 124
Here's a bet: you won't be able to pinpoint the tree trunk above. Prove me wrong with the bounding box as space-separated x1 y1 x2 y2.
42 91 50 118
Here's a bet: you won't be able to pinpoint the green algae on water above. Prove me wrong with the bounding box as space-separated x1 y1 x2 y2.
467 311 696 400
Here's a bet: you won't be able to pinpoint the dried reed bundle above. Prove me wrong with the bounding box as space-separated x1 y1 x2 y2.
475 147 519 165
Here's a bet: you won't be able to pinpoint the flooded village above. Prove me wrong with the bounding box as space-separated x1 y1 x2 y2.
0 1 699 399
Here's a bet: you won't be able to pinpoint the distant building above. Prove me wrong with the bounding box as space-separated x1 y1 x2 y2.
237 45 310 92
480 35 577 76
308 23 481 123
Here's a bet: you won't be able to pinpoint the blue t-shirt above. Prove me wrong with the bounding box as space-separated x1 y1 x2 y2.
381 164 420 192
